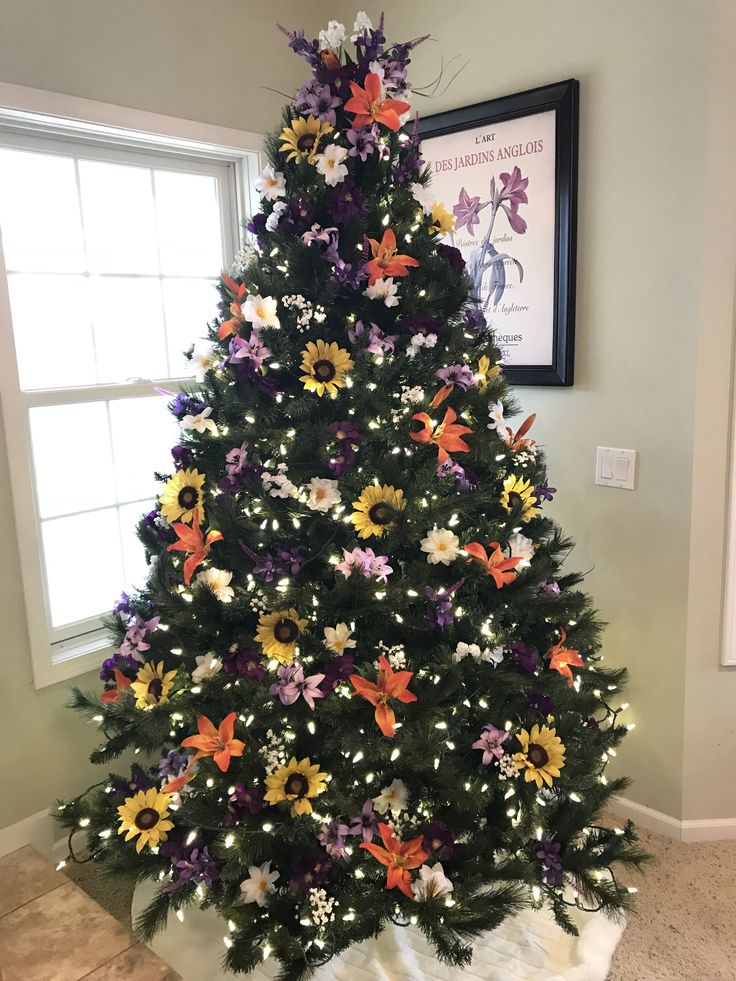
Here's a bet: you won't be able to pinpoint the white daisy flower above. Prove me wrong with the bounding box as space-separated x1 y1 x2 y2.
373 778 408 815
190 346 217 382
506 532 535 568
181 405 217 436
191 652 222 683
364 277 400 307
243 294 280 330
420 528 462 565
305 476 341 513
255 165 286 201
412 863 454 901
240 861 279 907
323 623 356 654
315 144 349 186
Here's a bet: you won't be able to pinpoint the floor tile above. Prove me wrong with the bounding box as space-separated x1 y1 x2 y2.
81 944 179 981
0 880 131 981
0 845 66 916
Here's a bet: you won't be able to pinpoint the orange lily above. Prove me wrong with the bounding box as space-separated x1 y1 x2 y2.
360 822 429 899
218 277 248 340
547 629 585 687
101 668 132 704
465 541 522 589
410 407 473 465
344 72 410 131
503 413 536 453
181 711 245 773
349 655 417 738
365 228 419 285
166 509 223 585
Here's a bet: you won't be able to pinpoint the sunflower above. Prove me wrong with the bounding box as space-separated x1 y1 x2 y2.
279 116 333 163
117 789 174 852
300 340 354 397
499 475 539 523
352 484 406 539
264 756 327 816
130 661 177 710
159 468 205 525
255 609 308 664
514 724 566 789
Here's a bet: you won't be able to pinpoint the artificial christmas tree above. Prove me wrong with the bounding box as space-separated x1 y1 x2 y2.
59 13 644 979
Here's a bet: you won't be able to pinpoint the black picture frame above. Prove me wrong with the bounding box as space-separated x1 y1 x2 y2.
419 79 579 386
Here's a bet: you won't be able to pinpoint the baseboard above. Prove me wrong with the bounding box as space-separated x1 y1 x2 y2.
611 795 736 842
0 808 58 859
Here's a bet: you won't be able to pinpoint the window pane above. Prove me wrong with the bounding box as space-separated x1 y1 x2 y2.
162 277 218 376
90 276 168 383
119 500 153 592
109 394 177 503
42 508 124 628
155 170 223 276
8 274 97 390
79 160 159 274
0 149 85 272
29 402 116 519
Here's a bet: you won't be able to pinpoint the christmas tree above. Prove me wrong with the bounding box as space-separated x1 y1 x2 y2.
59 12 645 979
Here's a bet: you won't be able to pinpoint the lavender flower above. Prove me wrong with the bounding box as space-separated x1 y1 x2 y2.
472 725 510 764
453 187 486 234
319 653 356 694
534 477 557 503
318 819 350 858
171 445 195 471
270 663 325 709
99 651 138 682
436 364 476 390
537 580 561 597
536 837 563 887
228 332 272 371
158 749 191 781
349 799 379 842
170 393 205 420
164 843 219 892
437 459 479 492
346 124 379 160
301 83 341 125
424 586 454 630
112 592 133 617
348 320 397 355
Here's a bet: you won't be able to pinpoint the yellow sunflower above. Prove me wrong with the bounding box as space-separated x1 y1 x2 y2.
117 789 174 852
500 475 539 523
300 340 354 397
476 354 500 391
279 115 333 163
159 468 205 525
255 609 308 664
352 484 406 539
514 724 566 789
265 756 327 816
430 201 456 236
130 661 177 710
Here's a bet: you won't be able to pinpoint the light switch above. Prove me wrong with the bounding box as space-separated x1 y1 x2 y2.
595 447 636 490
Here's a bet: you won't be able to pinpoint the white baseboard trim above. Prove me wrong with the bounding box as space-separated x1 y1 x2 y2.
611 795 736 842
0 808 58 860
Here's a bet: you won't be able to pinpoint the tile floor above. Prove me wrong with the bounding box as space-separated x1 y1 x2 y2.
0 846 178 981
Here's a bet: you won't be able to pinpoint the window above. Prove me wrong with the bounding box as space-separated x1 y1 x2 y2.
0 97 260 687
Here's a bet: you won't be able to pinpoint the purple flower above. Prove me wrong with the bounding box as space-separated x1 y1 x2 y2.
528 690 556 719
335 546 392 582
246 212 267 243
278 24 321 67
112 592 132 617
536 837 563 887
453 186 485 234
534 477 557 503
219 442 261 495
582 716 600 731
498 166 529 209
274 545 305 575
466 306 487 331
328 441 357 476
111 765 152 797
330 256 367 289
171 445 195 471
228 332 272 371
320 654 356 694
158 749 190 781
230 359 282 398
270 663 325 710
326 178 367 223
422 821 456 860
436 363 476 390
222 644 266 681
392 114 423 183
346 124 379 160
400 314 445 337
224 783 265 826
435 243 465 271
437 459 479 493
329 420 362 444
289 852 332 892
170 393 205 420
512 641 540 675
348 320 397 355
537 580 561 597
281 197 315 235
318 819 350 859
164 843 219 892
424 586 454 630
99 651 138 682
349 799 379 843
472 725 510 765
119 614 160 659
301 83 341 125
302 223 338 247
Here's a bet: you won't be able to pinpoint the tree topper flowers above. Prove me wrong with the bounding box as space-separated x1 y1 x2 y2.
360 822 429 899
181 711 245 773
344 72 410 131
349 655 417 737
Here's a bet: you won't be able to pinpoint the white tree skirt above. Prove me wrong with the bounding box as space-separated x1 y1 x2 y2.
133 880 624 981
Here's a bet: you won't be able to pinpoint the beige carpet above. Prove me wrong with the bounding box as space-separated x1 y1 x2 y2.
68 826 736 979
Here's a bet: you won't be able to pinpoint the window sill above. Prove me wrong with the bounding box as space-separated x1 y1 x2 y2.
33 631 113 689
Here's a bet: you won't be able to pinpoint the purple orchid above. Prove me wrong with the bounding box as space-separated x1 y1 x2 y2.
399 313 445 337
270 663 325 710
537 580 561 597
511 641 540 675
536 837 563 887
157 749 191 781
497 166 529 233
302 223 338 246
453 186 486 234
348 320 397 355
301 83 341 125
112 592 132 617
335 546 392 582
346 125 379 160
319 653 356 694
164 843 218 892
228 332 272 371
424 586 454 630
528 690 556 719
437 459 479 493
224 783 265 826
170 393 206 420
119 614 160 659
318 819 350 859
436 363 477 390
274 545 305 575
111 764 152 797
534 477 557 503
349 799 379 842
328 441 357 476
326 178 367 223
472 724 510 765
171 444 195 471
222 644 266 681
329 420 362 444
99 651 138 682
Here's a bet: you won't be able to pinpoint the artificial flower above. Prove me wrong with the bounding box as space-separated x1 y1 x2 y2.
318 819 350 858
352 484 406 538
502 413 537 453
372 778 408 815
360 823 428 899
349 799 379 842
228 331 272 371
476 354 500 391
363 276 399 307
318 19 346 50
255 609 308 664
465 540 522 588
289 852 332 892
323 622 356 654
411 182 435 214
191 652 222 683
334 546 393 581
196 568 234 603
349 655 417 737
453 187 485 234
166 510 223 585
264 756 327 816
130 661 177 710
506 532 535 568
344 72 410 131
352 11 373 38
488 401 507 437
240 861 279 907
269 663 325 710
159 468 205 525
547 628 584 687
347 124 378 159
255 164 286 201
410 407 473 465
181 711 245 773
537 838 563 887
190 346 218 382
429 201 455 237
165 843 218 892
472 724 510 764
222 644 266 681
454 641 503 665
101 668 132 704
243 293 280 330
265 201 287 232
420 527 462 565
279 115 333 163
299 339 354 396
217 278 248 339
514 724 566 788
512 641 540 675
535 475 557 503
305 476 341 512
421 821 456 860
301 83 342 126
157 749 190 782
319 653 356 693
326 178 366 222
436 363 476 391
412 863 454 901
315 144 349 186
161 763 195 797
117 789 173 853
302 222 338 246
225 784 265 825
500 475 540 522
365 228 419 285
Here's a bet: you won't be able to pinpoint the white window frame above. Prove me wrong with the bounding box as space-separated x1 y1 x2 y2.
0 82 263 689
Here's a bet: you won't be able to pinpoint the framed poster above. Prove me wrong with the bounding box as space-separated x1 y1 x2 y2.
419 79 579 386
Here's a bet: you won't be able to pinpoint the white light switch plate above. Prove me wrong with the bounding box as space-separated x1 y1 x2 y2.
595 447 636 490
